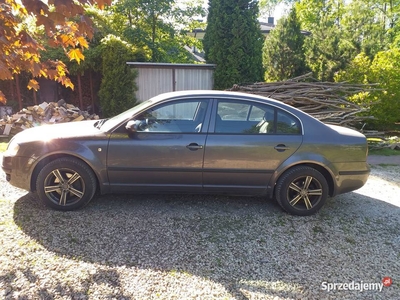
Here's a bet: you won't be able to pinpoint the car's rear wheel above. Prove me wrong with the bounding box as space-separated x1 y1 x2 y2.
275 166 328 216
36 157 97 211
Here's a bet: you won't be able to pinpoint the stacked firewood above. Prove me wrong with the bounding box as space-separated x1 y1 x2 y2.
228 73 376 129
0 99 99 136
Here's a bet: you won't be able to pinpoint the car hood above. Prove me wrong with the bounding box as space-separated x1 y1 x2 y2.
12 120 103 144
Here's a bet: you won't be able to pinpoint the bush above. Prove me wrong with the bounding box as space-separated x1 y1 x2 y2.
98 35 142 117
335 49 400 130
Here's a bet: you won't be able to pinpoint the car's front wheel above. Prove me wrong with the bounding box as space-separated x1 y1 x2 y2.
275 166 328 216
36 157 97 211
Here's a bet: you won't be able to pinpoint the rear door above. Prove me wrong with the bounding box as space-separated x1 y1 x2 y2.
203 99 303 194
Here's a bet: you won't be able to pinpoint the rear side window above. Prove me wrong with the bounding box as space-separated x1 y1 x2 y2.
215 101 274 134
215 100 301 135
276 110 301 134
217 102 250 121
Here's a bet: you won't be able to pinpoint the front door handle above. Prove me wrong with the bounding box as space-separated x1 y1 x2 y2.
186 143 204 151
274 144 290 152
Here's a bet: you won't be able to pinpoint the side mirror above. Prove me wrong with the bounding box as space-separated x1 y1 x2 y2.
126 120 140 132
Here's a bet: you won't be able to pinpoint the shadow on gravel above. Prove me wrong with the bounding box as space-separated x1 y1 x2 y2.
13 192 400 299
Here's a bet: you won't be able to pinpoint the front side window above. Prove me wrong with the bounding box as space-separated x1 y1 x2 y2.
132 99 208 133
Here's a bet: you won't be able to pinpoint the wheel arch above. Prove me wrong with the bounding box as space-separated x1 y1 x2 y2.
272 162 336 198
30 153 101 193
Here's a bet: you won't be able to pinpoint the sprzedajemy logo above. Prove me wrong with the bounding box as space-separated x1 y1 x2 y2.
321 277 392 293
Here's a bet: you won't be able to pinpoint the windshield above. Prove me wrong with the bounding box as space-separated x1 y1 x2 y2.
97 99 154 132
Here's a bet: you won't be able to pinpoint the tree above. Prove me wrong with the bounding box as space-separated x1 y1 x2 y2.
369 48 400 128
294 0 353 81
204 0 264 89
111 0 205 62
263 8 307 81
98 35 141 117
0 0 111 103
339 0 399 59
259 0 281 17
295 0 400 81
335 49 400 129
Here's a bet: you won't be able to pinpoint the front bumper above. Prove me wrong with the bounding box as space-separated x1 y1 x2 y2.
2 154 36 191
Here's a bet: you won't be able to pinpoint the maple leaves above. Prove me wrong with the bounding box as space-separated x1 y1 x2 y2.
0 0 111 103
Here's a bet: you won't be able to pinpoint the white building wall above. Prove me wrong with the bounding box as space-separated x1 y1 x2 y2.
128 63 215 102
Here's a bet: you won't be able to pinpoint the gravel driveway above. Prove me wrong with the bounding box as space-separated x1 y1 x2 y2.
1 154 399 299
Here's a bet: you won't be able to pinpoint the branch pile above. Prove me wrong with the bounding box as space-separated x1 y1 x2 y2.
228 73 376 130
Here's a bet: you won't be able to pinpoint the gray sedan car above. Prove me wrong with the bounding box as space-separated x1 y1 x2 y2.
2 91 370 215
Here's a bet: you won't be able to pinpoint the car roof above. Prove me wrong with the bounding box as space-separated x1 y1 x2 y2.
151 90 280 105
150 90 309 117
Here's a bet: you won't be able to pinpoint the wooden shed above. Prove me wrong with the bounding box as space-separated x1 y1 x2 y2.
127 62 216 102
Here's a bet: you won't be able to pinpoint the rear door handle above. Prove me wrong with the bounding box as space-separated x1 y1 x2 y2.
274 144 290 152
186 143 204 151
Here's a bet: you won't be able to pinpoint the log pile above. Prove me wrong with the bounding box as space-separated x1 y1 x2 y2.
228 73 376 130
0 99 99 136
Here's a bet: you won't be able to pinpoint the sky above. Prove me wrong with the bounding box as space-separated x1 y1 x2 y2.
269 2 290 22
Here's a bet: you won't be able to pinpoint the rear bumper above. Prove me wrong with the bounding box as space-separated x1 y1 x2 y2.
334 165 370 195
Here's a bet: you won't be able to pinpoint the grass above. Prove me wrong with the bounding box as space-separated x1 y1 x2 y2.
0 135 10 152
0 142 8 153
377 163 398 168
368 147 400 156
368 136 400 156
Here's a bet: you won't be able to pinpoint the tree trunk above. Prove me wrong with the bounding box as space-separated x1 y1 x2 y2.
77 73 83 109
9 80 14 101
33 90 37 105
151 11 156 62
89 71 95 111
15 74 22 110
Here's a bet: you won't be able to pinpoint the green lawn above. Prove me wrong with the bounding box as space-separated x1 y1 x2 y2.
369 147 400 156
368 136 400 156
0 137 10 153
0 135 10 153
0 142 8 153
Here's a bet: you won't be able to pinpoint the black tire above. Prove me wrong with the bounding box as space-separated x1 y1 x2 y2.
275 166 328 216
36 157 97 211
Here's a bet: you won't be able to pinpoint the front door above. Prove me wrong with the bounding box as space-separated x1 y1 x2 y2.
107 99 210 192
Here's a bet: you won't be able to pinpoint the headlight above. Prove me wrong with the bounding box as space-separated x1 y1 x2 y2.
4 139 20 157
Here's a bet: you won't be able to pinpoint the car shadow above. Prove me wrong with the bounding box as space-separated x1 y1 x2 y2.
13 191 400 299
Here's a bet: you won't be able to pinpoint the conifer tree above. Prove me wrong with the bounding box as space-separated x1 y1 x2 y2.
263 8 307 81
204 0 264 89
98 36 139 117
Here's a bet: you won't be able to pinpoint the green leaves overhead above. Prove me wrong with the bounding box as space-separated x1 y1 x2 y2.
295 0 400 81
112 0 205 62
